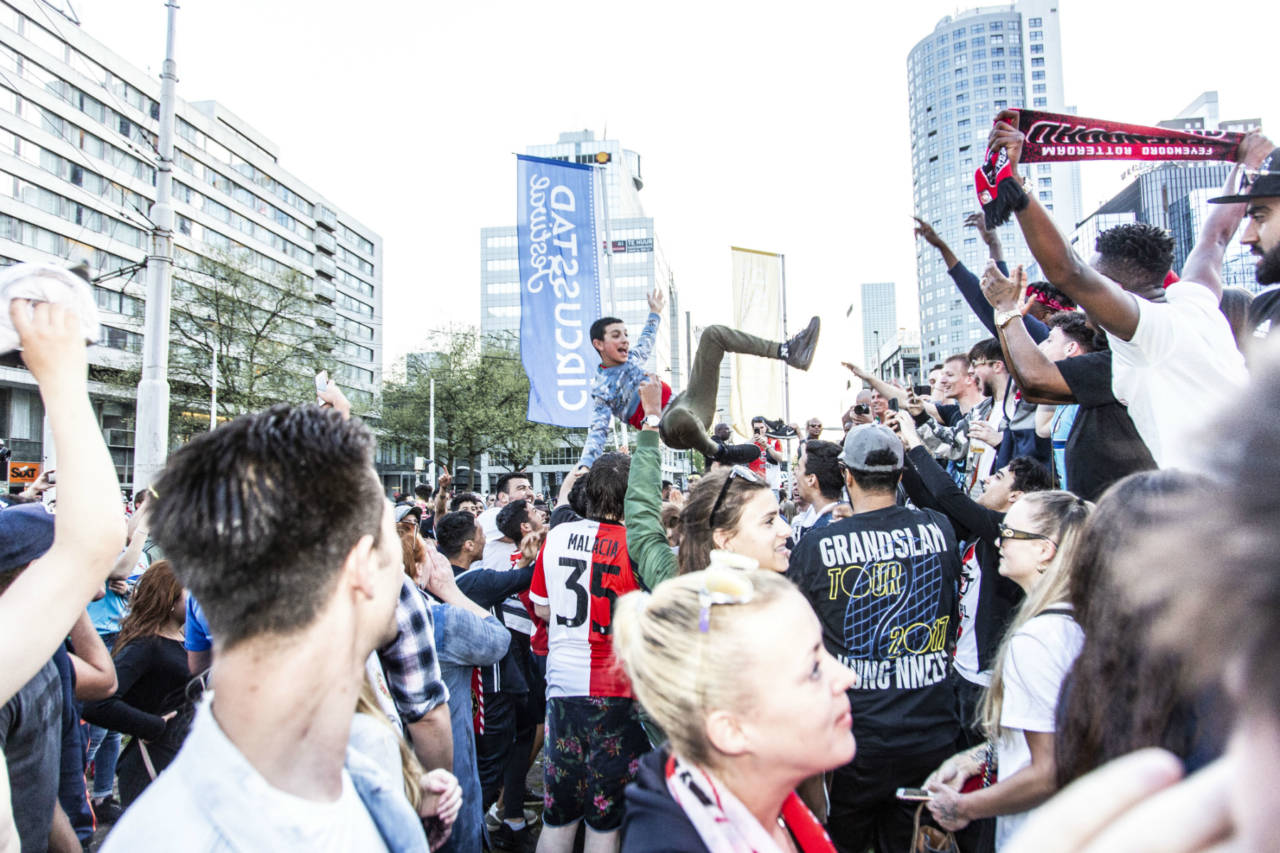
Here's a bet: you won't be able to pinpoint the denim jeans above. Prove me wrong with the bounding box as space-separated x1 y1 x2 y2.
86 632 120 800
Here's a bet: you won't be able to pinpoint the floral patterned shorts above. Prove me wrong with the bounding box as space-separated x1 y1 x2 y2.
543 696 650 830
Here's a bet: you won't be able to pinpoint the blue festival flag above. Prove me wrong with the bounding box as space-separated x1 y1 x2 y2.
516 155 602 426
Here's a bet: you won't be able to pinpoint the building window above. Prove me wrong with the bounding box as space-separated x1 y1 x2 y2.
1031 44 1044 54
1039 177 1052 187
991 34 1004 44
98 325 143 353
1034 97 1048 107
1030 30 1043 41
990 21 1003 30
1028 16 1042 26
1033 70 1046 80
1039 190 1053 201
1032 57 1045 67
93 286 143 317
1034 83 1046 94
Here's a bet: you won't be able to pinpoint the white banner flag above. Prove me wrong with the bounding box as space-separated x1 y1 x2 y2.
729 247 783 438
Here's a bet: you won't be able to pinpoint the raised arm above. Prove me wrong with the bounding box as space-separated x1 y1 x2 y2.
625 376 677 589
842 361 910 405
575 397 612 470
628 287 666 366
0 300 126 704
1182 131 1275 299
432 467 451 520
895 414 998 544
981 262 1074 403
915 216 960 270
989 111 1142 340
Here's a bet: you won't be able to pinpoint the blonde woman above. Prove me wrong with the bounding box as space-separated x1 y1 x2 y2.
613 567 856 852
923 491 1093 849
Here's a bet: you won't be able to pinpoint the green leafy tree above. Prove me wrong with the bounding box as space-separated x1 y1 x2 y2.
380 326 581 489
91 251 333 445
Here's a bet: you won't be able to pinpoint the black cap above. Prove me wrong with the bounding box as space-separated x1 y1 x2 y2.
1209 149 1280 204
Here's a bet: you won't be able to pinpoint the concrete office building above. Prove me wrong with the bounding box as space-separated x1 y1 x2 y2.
478 130 690 493
0 0 382 492
859 281 896 373
908 0 1082 365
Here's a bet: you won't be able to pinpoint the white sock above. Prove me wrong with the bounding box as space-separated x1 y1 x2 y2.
504 818 526 831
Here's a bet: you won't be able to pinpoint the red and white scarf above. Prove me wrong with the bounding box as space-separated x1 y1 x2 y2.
664 754 835 853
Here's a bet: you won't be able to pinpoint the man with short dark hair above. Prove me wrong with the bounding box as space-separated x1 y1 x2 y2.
529 452 647 853
791 439 844 541
473 497 544 850
789 424 962 853
896 409 1052 752
749 414 785 482
478 472 535 570
981 264 1159 500
579 287 821 469
986 114 1263 468
105 405 441 850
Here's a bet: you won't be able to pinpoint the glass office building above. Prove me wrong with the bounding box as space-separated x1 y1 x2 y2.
908 1 1082 365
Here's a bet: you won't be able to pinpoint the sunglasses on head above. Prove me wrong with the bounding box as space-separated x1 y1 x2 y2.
1234 166 1278 196
998 524 1056 547
697 569 755 632
708 465 764 529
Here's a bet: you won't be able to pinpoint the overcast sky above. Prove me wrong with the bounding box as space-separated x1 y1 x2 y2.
73 0 1274 425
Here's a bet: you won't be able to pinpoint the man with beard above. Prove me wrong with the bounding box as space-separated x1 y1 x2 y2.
987 114 1262 470
1211 146 1280 342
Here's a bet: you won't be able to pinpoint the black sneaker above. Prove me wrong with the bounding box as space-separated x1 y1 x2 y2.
713 441 763 466
92 795 123 824
490 821 538 853
781 316 821 370
764 419 798 440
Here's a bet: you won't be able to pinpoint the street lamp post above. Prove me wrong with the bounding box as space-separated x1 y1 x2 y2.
132 0 179 490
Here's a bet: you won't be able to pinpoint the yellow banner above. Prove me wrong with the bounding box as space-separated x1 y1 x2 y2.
729 247 783 438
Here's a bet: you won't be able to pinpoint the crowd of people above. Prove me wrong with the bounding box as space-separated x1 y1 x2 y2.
2 114 1279 853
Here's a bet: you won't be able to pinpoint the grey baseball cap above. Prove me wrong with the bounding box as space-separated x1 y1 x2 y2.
841 424 904 472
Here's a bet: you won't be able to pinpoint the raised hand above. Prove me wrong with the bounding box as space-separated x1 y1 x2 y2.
647 286 666 315
913 216 945 248
979 260 1024 311
965 211 999 246
988 109 1024 175
11 299 86 392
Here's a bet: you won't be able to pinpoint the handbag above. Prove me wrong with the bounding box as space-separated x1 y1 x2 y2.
960 740 998 793
912 803 960 853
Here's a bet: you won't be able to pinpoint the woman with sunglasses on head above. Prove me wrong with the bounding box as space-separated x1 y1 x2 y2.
921 491 1092 849
626 376 792 588
614 566 855 852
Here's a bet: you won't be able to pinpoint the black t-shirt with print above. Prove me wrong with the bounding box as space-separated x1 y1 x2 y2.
1055 350 1156 501
1248 285 1280 342
789 504 961 756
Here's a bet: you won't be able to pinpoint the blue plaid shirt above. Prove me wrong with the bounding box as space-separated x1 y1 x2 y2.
576 311 661 469
376 577 448 723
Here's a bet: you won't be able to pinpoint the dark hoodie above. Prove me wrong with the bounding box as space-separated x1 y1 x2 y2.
620 747 708 853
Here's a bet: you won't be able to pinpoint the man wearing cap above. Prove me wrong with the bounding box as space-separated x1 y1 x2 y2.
1225 146 1280 342
987 115 1271 470
788 424 963 853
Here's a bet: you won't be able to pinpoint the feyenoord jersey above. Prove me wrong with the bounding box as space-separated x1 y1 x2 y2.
529 518 640 699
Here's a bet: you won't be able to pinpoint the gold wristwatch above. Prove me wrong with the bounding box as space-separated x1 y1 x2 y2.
995 309 1021 329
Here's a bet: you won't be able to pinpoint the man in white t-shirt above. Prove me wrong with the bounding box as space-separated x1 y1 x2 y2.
477 472 537 567
988 115 1273 470
104 404 443 851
